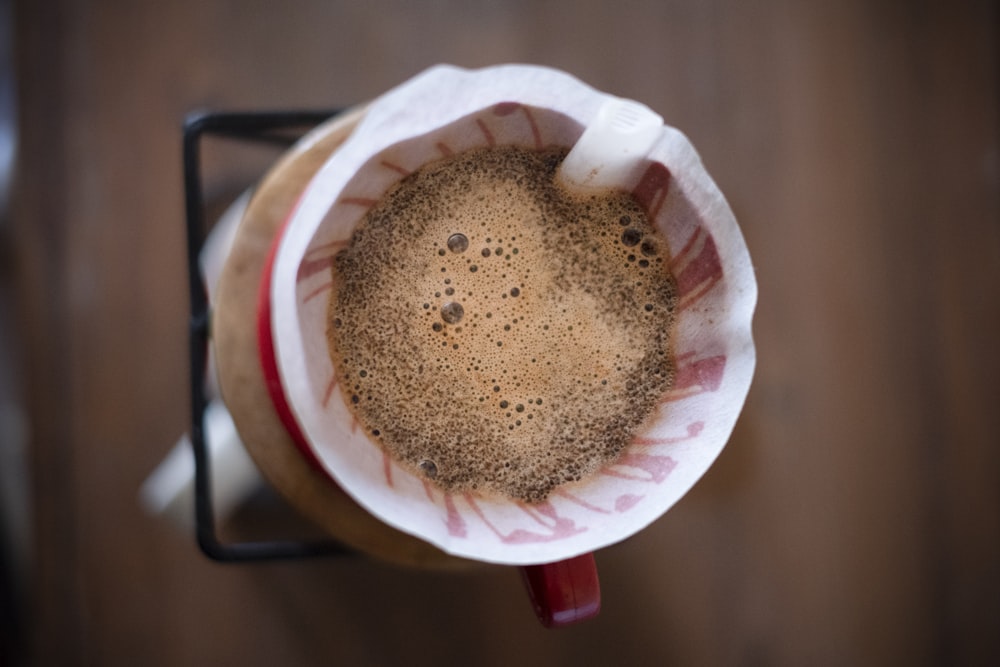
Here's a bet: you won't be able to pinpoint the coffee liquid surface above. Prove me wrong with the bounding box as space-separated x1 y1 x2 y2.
327 146 677 502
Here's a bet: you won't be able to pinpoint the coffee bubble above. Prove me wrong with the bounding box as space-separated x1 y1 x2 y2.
441 302 464 324
447 233 469 253
419 459 438 478
621 228 642 247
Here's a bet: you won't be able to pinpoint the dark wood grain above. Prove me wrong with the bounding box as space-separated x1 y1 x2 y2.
10 1 998 665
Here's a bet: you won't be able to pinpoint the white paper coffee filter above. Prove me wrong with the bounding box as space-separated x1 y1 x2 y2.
271 64 756 565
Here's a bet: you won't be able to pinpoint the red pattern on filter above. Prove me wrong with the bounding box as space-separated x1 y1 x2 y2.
296 239 348 283
661 353 727 403
670 226 723 311
613 494 643 512
461 496 587 545
632 420 705 446
601 452 678 485
379 159 410 176
475 118 496 146
443 492 467 538
320 375 338 409
492 102 543 149
632 161 671 220
632 161 725 312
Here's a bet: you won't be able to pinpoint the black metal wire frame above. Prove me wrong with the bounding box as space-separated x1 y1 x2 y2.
183 110 352 561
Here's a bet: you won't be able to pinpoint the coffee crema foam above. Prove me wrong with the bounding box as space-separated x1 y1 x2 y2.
326 146 678 503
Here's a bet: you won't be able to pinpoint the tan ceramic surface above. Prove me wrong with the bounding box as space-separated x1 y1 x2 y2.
212 108 470 569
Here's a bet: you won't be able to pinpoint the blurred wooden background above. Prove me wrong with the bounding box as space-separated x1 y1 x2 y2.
6 0 998 665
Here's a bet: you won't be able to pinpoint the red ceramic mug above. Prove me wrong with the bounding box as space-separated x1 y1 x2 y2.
220 64 754 629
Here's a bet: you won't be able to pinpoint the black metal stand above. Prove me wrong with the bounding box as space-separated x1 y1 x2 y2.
183 110 351 561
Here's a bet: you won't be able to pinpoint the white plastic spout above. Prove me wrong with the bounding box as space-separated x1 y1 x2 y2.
557 96 664 190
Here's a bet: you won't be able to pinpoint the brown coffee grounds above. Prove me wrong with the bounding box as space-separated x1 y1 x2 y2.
327 145 677 503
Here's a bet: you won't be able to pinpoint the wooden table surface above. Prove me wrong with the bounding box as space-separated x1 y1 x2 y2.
9 1 998 665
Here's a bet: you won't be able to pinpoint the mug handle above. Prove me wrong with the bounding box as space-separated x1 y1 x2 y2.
520 552 601 627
